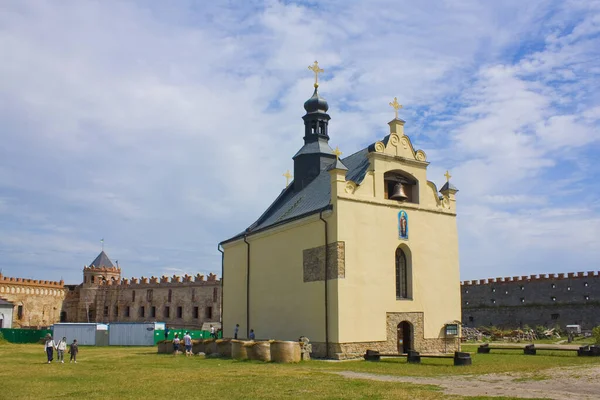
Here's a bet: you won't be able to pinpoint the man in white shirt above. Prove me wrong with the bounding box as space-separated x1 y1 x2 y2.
210 325 215 339
183 332 192 356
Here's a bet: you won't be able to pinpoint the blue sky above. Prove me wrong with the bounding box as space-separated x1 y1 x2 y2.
0 0 599 283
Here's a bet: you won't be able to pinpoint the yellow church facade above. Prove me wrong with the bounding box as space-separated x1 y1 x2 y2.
221 66 461 358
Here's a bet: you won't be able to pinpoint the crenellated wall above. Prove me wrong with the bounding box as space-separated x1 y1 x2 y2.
0 273 66 328
64 272 221 329
461 271 600 330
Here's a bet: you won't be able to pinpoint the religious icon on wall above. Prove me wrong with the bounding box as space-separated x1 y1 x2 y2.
398 210 408 240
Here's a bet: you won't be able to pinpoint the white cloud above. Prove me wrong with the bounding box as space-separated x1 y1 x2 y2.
0 0 598 283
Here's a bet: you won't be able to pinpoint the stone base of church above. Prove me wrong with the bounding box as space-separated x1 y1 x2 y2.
310 312 460 359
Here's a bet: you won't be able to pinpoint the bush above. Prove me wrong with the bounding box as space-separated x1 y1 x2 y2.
592 326 600 345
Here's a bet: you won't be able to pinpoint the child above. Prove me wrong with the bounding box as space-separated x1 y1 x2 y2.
172 333 181 354
68 339 79 363
44 334 55 364
56 337 67 364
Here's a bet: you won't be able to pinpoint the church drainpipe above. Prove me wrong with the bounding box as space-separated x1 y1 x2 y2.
218 244 224 335
243 235 250 338
319 210 330 359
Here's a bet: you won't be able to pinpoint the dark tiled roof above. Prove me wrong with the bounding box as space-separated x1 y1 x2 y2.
221 144 374 244
293 140 335 158
0 298 13 306
89 251 115 268
440 182 458 192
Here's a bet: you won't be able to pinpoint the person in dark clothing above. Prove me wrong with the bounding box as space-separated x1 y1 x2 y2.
69 339 79 363
164 326 170 341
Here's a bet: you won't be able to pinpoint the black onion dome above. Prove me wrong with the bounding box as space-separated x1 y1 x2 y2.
303 86 329 113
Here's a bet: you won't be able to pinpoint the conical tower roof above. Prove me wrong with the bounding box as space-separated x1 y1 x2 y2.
89 251 115 268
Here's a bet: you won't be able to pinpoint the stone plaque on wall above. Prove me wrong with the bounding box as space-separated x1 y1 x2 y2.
303 242 345 282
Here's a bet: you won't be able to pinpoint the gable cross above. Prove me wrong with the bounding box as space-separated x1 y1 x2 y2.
283 170 293 187
308 61 324 87
444 170 452 182
389 97 403 119
333 146 342 160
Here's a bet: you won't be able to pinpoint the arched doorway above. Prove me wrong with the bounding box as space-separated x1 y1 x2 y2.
397 321 413 354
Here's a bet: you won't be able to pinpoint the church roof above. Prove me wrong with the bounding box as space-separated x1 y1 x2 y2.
221 145 374 244
89 251 115 268
440 181 458 192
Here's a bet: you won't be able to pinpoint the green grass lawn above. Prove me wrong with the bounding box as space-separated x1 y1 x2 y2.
1 343 598 399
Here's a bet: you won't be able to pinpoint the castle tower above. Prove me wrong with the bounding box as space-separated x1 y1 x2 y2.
83 251 121 285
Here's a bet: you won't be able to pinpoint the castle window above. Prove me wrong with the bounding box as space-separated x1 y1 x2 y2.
91 276 95 283
177 306 183 318
193 307 199 319
584 282 589 287
132 291 136 301
492 288 496 293
491 299 496 304
551 296 556 302
395 247 411 299
584 295 590 301
150 306 156 318
164 306 170 318
465 289 469 294
551 313 559 320
206 306 213 319
520 286 524 291
139 306 145 318
384 171 418 203
168 290 172 302
114 306 118 317
468 316 474 322
146 289 153 302
213 288 218 302
17 305 23 319
125 307 130 317
505 290 509 294
104 306 109 317
568 286 571 291
551 283 556 288
191 289 196 302
465 301 469 305
520 298 525 303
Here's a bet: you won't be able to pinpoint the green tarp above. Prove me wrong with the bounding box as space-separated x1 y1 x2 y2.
0 328 52 343
154 329 222 344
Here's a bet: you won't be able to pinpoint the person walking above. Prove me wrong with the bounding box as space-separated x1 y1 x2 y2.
172 333 181 354
249 329 255 340
210 325 215 339
164 326 170 341
234 324 239 339
68 339 79 363
183 332 193 356
55 337 67 364
44 334 55 364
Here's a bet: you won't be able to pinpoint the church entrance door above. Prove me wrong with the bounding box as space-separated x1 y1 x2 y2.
397 321 413 354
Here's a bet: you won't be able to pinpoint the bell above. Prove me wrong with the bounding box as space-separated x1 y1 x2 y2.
390 182 408 201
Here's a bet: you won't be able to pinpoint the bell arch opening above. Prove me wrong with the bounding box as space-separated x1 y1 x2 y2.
384 170 419 204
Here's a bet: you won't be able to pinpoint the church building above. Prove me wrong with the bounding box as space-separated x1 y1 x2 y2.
220 62 461 358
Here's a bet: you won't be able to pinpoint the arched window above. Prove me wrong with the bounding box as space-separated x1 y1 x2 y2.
395 247 410 299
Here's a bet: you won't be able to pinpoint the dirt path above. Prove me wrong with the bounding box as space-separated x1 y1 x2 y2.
333 365 600 399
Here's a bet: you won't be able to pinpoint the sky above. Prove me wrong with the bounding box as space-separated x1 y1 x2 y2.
0 0 599 284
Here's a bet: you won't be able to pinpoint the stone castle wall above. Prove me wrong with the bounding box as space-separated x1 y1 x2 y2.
65 272 221 329
0 273 66 327
462 271 600 329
